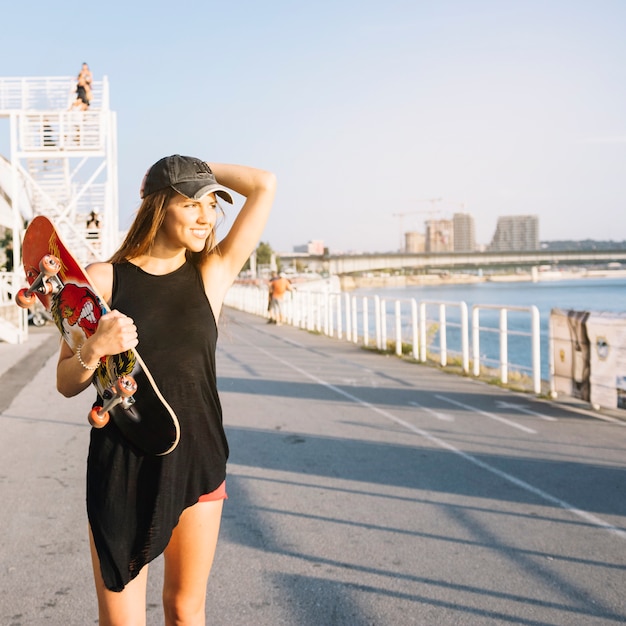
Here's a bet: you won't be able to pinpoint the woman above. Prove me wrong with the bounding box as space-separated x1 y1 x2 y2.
74 62 93 110
57 155 276 625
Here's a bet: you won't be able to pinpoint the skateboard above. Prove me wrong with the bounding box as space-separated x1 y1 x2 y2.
16 216 180 455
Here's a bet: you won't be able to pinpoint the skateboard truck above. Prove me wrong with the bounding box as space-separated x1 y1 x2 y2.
89 375 138 429
16 254 63 308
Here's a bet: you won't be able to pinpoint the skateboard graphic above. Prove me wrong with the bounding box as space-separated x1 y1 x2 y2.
17 216 180 455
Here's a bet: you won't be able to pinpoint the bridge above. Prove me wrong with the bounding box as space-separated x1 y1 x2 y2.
278 249 626 275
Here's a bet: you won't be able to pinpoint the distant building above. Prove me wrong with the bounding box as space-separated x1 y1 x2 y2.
404 231 425 253
488 215 539 251
425 219 454 253
293 240 324 255
452 213 476 252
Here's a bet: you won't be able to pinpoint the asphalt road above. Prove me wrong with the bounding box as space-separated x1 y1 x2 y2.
1 309 626 625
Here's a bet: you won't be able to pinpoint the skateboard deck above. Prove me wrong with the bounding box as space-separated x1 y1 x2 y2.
18 216 180 455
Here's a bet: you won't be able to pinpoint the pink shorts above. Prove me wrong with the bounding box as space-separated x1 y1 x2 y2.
198 480 228 503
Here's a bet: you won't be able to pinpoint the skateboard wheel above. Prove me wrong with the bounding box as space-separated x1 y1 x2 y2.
16 288 36 308
115 375 137 398
88 407 109 429
40 254 61 276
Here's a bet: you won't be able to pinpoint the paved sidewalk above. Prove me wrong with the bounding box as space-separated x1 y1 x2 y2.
0 326 60 380
0 327 60 413
1 311 626 625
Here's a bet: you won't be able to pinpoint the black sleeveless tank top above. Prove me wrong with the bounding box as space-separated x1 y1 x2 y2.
86 261 228 592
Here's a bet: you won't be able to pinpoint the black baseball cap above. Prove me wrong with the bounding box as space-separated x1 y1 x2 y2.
140 155 233 203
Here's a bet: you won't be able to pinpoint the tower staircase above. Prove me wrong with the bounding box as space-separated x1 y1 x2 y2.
0 75 119 343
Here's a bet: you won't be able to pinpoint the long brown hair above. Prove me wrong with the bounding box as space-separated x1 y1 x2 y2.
109 188 223 266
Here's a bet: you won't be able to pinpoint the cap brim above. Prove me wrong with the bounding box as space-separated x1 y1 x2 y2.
172 182 234 204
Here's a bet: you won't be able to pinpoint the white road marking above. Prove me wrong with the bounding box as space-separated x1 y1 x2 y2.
409 401 454 421
242 336 626 541
435 395 538 434
495 400 558 421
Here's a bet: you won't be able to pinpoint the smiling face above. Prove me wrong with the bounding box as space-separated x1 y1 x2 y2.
157 191 219 254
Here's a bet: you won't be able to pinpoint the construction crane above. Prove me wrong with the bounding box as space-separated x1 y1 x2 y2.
392 198 443 252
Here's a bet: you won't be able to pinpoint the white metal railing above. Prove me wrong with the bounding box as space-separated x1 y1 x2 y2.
0 271 28 343
18 111 106 152
0 271 16 302
418 300 469 372
0 76 108 112
333 294 469 371
224 283 542 392
472 304 541 394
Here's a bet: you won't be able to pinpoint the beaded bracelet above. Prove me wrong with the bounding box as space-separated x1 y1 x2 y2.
76 344 98 371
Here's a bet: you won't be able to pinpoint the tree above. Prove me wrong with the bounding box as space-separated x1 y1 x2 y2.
241 241 276 273
256 241 273 266
0 227 14 272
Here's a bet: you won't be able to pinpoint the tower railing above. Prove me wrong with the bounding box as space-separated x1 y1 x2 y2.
0 76 108 112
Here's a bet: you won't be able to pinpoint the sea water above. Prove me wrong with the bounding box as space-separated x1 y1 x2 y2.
352 277 626 380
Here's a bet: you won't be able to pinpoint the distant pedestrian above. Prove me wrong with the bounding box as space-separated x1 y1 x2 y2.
268 271 293 325
86 209 101 230
43 120 55 147
42 119 55 166
72 62 93 110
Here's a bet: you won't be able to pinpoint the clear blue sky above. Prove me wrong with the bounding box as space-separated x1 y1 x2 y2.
1 0 624 253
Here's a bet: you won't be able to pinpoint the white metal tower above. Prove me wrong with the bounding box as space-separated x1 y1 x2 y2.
0 75 119 343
